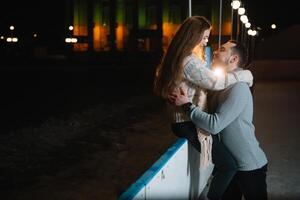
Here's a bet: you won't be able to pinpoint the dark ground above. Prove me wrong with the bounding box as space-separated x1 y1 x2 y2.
0 63 176 199
1 60 300 200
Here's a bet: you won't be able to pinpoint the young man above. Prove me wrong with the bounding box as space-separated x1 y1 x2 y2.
169 40 268 200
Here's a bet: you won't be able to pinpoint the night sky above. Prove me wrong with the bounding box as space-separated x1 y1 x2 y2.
0 1 65 42
244 0 299 33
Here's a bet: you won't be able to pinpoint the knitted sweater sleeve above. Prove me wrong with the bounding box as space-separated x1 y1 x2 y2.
188 83 249 134
183 56 253 90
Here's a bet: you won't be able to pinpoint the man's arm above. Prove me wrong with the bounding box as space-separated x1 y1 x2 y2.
183 83 249 134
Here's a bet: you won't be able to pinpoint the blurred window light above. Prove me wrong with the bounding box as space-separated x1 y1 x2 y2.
231 0 241 9
6 37 12 42
33 33 38 38
9 26 15 30
0 36 4 40
271 24 277 29
69 26 74 31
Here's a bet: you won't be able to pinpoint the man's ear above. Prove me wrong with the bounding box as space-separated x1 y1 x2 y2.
229 54 239 64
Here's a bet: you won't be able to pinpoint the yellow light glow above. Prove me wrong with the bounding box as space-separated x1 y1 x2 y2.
6 37 12 42
33 33 37 38
271 24 276 29
162 22 180 51
223 21 232 35
93 24 109 51
0 36 4 40
116 24 125 50
73 25 88 51
69 26 74 31
9 26 15 30
213 67 224 77
93 24 101 51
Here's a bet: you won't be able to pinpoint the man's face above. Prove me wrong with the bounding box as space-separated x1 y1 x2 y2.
212 42 236 71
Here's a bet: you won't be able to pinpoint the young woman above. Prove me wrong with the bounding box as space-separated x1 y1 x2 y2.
154 16 253 200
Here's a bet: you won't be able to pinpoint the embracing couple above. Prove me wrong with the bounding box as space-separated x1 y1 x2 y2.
154 16 268 200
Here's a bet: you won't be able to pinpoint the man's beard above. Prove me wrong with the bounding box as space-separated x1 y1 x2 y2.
212 58 230 71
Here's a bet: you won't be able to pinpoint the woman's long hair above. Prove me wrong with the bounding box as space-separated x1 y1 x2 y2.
154 16 211 99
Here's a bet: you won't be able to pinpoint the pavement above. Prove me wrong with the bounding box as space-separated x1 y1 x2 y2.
1 61 300 200
253 80 300 200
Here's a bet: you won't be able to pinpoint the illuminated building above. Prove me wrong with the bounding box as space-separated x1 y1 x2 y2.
66 0 232 53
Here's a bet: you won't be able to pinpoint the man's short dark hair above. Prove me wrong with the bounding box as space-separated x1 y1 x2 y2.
228 40 248 68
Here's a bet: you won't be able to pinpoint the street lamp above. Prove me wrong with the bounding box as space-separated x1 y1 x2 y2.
236 6 246 42
247 29 257 36
238 7 245 15
188 0 192 17
231 0 241 40
247 29 257 61
7 25 18 43
240 15 248 24
70 38 78 43
245 22 251 28
231 0 241 9
65 37 78 43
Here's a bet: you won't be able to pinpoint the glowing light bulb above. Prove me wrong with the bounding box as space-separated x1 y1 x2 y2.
238 7 245 15
213 67 224 77
231 0 241 9
245 22 251 28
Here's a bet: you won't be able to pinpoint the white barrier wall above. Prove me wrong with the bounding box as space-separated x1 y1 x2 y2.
118 138 214 200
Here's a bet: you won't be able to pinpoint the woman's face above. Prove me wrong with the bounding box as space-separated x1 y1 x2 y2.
199 29 211 47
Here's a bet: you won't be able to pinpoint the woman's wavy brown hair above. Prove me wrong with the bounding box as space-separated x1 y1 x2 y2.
154 16 211 99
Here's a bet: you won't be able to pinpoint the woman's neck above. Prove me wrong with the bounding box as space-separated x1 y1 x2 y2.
192 46 205 61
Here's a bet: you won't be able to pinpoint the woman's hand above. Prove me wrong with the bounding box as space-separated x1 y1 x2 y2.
168 86 189 106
